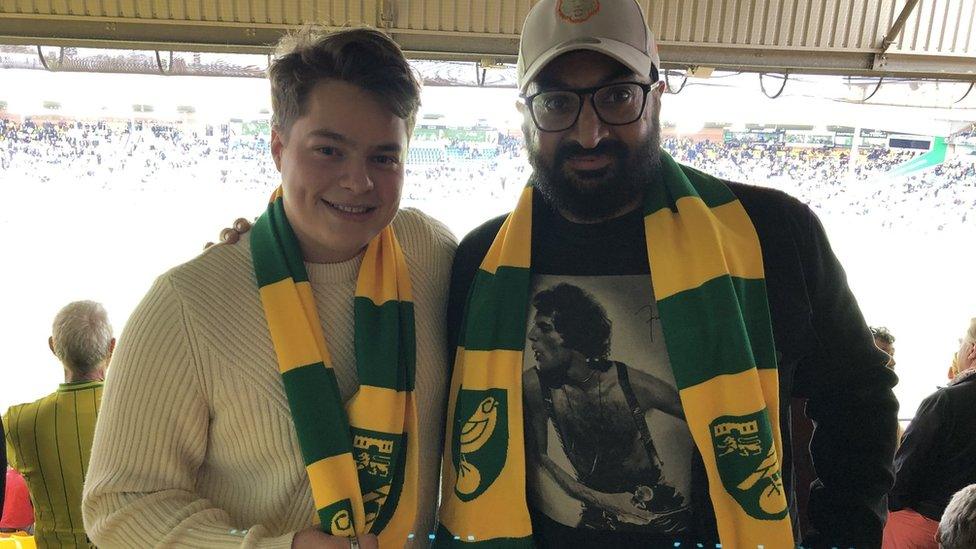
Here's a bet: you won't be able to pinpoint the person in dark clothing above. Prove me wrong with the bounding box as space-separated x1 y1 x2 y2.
882 318 976 549
444 0 898 547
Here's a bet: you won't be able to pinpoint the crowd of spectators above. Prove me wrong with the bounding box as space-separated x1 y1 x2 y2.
404 156 527 202
0 118 274 191
663 137 976 230
2 117 974 231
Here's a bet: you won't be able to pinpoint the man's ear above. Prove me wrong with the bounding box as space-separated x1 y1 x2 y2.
516 100 535 139
48 336 55 355
271 127 285 172
108 338 117 356
653 80 667 96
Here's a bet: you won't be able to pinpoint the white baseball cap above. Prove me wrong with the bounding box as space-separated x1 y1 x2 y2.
517 0 660 94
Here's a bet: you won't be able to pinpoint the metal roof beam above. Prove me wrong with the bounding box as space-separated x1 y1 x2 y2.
874 52 976 80
882 0 921 53
661 43 976 82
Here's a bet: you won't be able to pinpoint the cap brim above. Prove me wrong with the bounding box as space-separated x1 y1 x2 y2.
519 37 654 94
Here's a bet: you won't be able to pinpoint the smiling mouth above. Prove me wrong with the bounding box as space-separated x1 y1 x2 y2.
563 157 614 180
322 199 375 215
565 154 613 169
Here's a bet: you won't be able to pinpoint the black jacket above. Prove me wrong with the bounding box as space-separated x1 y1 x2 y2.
889 372 976 520
447 182 899 548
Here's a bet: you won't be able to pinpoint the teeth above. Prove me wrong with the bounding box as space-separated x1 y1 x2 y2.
327 201 370 214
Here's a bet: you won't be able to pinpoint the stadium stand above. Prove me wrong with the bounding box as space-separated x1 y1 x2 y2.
2 115 974 232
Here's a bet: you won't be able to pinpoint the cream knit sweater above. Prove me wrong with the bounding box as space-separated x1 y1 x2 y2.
82 208 456 548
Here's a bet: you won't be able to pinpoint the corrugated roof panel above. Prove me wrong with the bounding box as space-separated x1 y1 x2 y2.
851 0 881 49
939 0 973 53
945 0 969 52
645 0 890 50
832 0 854 47
0 0 973 78
890 0 976 54
470 0 488 33
435 0 456 31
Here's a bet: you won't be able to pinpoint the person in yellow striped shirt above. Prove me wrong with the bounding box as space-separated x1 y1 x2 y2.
3 300 114 548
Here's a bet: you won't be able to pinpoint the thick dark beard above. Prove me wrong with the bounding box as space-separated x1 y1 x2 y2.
526 121 662 223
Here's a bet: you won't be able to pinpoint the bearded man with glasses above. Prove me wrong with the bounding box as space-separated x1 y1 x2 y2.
437 0 898 548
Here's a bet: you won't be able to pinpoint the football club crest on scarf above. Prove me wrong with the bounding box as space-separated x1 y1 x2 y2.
557 0 600 23
452 389 508 501
711 411 789 520
352 428 407 532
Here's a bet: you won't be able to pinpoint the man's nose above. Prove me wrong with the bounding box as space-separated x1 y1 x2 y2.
569 98 609 150
341 160 374 193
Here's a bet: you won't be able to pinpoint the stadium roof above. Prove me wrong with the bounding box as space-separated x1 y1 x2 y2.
3 67 973 137
0 0 974 81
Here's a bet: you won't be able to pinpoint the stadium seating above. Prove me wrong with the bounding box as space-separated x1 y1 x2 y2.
2 116 973 232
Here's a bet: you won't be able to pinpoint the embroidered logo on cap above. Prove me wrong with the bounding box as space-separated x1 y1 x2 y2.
557 0 600 24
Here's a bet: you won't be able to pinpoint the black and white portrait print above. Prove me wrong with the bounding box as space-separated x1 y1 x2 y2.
522 274 694 533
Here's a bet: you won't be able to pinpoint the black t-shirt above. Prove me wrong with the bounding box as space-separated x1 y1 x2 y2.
529 194 648 276
474 195 697 547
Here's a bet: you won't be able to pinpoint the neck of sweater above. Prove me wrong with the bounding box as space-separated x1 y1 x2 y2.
304 253 363 284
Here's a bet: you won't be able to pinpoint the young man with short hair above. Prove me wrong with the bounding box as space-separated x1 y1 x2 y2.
82 27 456 549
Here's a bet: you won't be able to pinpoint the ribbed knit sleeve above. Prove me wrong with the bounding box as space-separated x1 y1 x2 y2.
82 272 294 549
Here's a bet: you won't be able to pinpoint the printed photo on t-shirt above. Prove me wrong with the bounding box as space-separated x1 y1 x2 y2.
521 274 694 533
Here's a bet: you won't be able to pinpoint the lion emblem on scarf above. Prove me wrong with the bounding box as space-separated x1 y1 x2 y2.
710 411 789 520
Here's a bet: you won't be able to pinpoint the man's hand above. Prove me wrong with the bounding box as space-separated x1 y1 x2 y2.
595 491 653 525
537 455 654 525
291 528 378 549
204 217 254 249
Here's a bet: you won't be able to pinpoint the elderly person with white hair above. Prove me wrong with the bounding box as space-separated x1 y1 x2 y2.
882 318 976 549
2 300 115 548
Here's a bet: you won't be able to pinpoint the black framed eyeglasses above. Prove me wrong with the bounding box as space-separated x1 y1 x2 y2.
521 81 655 133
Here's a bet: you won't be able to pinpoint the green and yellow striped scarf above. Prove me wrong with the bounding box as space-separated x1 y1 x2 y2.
251 187 419 545
436 153 793 547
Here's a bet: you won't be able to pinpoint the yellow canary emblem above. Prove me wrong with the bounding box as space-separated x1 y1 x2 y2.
459 396 499 454
453 390 508 501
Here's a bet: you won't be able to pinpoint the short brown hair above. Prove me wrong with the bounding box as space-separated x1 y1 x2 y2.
268 26 421 137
